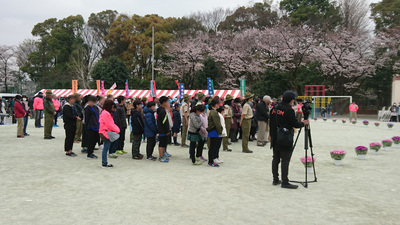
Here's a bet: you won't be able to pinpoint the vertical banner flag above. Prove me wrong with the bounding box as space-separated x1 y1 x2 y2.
101 81 105 96
240 79 246 97
96 80 101 96
150 80 157 98
175 80 180 88
72 80 78 94
125 80 129 98
207 78 214 97
179 84 185 99
106 83 117 95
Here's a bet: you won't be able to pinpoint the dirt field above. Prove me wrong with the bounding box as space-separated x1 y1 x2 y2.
1 117 399 225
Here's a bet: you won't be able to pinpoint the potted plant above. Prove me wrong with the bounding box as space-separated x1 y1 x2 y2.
313 117 318 121
374 122 380 127
342 119 346 124
351 120 357 124
382 139 393 151
369 142 382 154
300 156 316 174
355 146 368 160
392 136 400 148
332 118 337 122
387 123 394 128
363 120 369 126
323 118 328 121
330 150 346 166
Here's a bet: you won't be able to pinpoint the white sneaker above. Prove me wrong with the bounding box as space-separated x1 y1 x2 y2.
218 158 224 163
98 145 103 150
214 158 222 164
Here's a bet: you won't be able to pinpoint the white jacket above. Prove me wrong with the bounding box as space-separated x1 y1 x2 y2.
219 113 227 137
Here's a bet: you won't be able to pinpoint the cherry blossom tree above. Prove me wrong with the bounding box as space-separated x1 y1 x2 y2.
311 30 386 95
210 29 264 87
164 33 210 88
254 23 321 92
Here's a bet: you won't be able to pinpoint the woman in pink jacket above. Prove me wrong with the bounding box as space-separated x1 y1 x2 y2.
52 95 61 127
99 100 120 168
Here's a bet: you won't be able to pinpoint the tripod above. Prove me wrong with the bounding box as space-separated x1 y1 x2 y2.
290 122 317 188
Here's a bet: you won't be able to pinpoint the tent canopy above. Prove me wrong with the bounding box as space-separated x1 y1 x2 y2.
39 89 241 99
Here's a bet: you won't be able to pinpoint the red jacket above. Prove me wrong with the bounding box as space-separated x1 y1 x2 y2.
14 101 26 118
99 110 120 140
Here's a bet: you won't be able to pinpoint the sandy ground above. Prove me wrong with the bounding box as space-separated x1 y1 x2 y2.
1 116 400 225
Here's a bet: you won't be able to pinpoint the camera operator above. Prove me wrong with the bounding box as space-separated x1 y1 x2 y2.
270 91 308 189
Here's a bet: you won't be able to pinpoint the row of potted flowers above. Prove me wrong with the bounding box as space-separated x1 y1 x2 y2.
314 117 394 128
301 136 400 170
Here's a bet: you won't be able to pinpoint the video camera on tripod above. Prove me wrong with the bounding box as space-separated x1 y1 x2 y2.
301 99 313 120
292 98 317 188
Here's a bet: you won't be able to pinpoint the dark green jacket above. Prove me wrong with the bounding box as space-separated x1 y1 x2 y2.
207 109 223 135
43 97 55 115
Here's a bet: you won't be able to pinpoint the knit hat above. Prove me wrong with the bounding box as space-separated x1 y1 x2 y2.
244 92 254 100
282 91 298 103
45 90 53 95
73 93 81 97
224 94 233 101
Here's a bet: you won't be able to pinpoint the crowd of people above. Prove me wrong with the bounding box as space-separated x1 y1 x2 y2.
4 89 314 189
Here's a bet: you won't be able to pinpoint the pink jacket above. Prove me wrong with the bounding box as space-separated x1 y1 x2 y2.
33 97 44 110
349 104 359 112
99 110 120 139
53 99 61 111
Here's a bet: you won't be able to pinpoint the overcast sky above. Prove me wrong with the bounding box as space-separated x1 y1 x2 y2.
0 0 381 46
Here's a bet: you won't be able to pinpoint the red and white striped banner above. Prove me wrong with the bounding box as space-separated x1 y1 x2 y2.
39 89 241 99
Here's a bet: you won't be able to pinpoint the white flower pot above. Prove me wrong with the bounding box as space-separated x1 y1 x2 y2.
372 150 378 155
357 154 366 160
384 147 390 151
307 167 313 174
394 143 400 148
334 160 341 166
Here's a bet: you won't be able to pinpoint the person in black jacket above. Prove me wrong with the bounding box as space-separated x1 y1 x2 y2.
157 96 170 163
172 103 181 146
131 100 144 159
256 96 271 146
84 96 100 159
270 91 307 189
114 96 128 154
73 93 83 142
63 95 79 157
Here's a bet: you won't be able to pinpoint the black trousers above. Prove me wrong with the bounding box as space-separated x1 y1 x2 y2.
146 137 156 158
230 128 238 142
87 129 99 156
81 127 88 148
208 137 221 164
64 125 76 152
272 144 294 183
189 139 205 163
118 128 126 150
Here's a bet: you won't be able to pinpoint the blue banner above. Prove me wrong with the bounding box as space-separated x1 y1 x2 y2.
207 78 214 97
150 80 155 97
179 84 185 99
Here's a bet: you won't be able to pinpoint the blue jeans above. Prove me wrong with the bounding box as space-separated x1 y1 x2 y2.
23 116 29 135
102 140 118 166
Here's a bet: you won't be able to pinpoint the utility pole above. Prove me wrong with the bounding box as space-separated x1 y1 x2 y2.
152 26 155 81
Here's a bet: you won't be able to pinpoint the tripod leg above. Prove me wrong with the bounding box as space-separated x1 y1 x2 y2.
308 126 317 182
292 127 302 151
304 125 308 188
